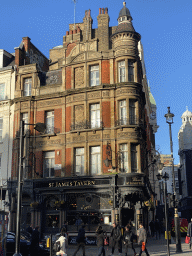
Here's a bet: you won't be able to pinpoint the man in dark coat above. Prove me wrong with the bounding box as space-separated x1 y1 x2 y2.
96 225 105 256
73 225 86 256
187 218 192 249
110 223 122 256
30 226 40 256
137 223 150 256
123 225 136 256
149 220 155 237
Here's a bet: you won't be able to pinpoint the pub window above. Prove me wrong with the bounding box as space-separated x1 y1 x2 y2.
0 117 3 142
131 144 138 172
90 146 101 175
119 144 128 172
0 84 5 101
23 78 32 96
75 148 85 175
118 61 125 83
129 100 136 125
119 100 127 125
90 65 99 87
128 60 134 82
45 111 54 134
43 151 55 178
90 103 100 128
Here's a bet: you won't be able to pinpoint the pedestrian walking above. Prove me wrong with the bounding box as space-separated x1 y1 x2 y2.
149 220 155 237
30 226 40 256
96 225 105 256
110 222 122 256
56 227 67 256
187 218 192 249
73 225 86 256
26 224 33 235
137 223 150 256
155 219 161 240
123 225 136 256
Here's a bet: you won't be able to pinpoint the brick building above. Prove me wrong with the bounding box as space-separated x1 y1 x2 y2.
8 2 156 237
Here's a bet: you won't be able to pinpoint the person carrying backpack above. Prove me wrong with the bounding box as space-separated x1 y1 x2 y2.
123 225 136 256
56 227 67 256
73 225 86 256
110 223 122 256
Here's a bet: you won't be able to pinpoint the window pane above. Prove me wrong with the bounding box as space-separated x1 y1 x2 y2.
0 84 5 101
46 111 54 133
90 104 100 128
23 78 32 96
90 146 101 175
43 151 55 177
75 148 84 175
129 100 136 124
128 60 134 82
90 65 99 87
118 61 125 83
119 144 128 172
131 144 137 172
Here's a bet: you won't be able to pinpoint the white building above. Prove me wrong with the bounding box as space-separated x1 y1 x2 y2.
0 49 15 216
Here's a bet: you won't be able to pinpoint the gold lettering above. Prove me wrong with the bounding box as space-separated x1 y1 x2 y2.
91 181 95 185
70 182 73 186
56 182 58 187
74 181 77 186
84 181 87 185
88 181 91 185
49 183 52 187
61 182 65 187
58 183 61 187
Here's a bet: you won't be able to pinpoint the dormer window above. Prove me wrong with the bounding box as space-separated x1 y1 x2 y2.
0 84 5 101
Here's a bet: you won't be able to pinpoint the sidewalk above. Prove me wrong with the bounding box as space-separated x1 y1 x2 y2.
66 236 192 255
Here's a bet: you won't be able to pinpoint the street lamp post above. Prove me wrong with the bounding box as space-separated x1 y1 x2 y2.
164 107 182 253
14 121 46 256
157 172 170 256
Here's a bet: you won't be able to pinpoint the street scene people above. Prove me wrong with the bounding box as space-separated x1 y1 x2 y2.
95 225 106 256
149 220 155 237
154 219 161 240
56 227 68 256
137 223 150 256
110 222 122 256
123 225 136 256
73 225 86 256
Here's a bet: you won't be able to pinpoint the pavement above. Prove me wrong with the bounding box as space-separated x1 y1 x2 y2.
65 236 192 256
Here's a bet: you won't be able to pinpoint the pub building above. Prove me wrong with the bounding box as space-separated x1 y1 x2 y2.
8 2 157 238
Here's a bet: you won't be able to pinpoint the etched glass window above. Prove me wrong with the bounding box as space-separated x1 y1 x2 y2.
75 148 84 175
118 61 125 82
43 151 55 178
23 78 32 96
90 65 99 87
90 146 101 175
129 100 136 124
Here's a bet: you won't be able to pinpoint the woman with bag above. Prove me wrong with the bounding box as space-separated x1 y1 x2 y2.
56 227 67 256
137 223 150 256
123 225 136 256
187 218 192 249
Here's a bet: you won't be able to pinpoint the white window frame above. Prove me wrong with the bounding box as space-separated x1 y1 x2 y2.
46 111 54 134
131 144 138 172
43 151 55 178
119 144 128 172
0 118 3 143
118 61 125 83
23 78 32 96
0 154 1 173
128 60 134 82
0 84 5 101
90 65 99 87
119 100 127 125
90 104 100 128
90 146 101 175
75 148 85 175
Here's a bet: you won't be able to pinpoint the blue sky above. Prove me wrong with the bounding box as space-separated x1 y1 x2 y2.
1 0 192 164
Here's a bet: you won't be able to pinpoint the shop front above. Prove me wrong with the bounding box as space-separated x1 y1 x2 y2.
8 173 152 237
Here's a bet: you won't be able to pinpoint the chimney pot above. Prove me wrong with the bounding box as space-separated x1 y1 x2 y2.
102 8 104 14
69 30 73 35
105 8 108 14
66 31 69 35
99 8 101 14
